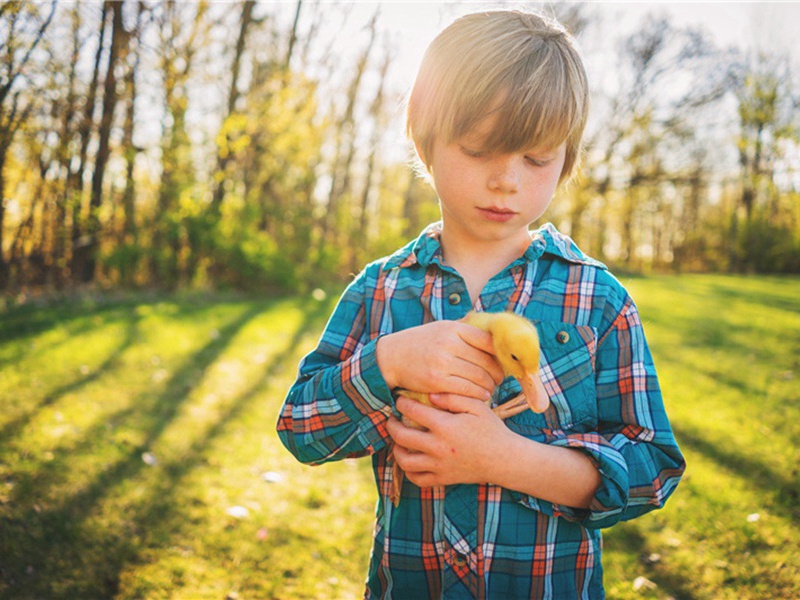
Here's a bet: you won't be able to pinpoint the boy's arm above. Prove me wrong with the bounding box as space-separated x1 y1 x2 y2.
388 391 602 509
277 269 503 466
276 273 395 465
512 295 685 528
388 293 685 529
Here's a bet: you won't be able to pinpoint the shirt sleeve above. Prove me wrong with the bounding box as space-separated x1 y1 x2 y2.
276 270 396 465
513 293 685 529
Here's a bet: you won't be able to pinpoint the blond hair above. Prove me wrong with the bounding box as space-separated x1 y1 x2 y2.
407 10 589 182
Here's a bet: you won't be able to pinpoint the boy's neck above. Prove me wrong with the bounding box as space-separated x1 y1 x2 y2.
439 228 532 306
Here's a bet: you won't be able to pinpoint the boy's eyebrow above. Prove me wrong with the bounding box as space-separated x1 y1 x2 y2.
459 129 562 158
524 144 563 157
458 122 494 145
455 111 567 158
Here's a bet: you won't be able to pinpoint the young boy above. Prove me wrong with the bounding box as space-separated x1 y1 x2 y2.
277 10 684 598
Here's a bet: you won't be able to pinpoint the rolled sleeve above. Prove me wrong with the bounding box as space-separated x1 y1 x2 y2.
509 430 630 527
511 291 685 529
276 273 395 465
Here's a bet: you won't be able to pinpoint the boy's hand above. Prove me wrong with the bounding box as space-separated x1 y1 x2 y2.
386 393 511 487
376 321 504 402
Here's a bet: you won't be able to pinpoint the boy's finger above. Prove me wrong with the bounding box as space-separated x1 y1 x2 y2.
457 348 504 387
396 395 447 432
445 370 494 402
457 325 505 385
392 444 434 472
456 323 495 355
428 393 486 415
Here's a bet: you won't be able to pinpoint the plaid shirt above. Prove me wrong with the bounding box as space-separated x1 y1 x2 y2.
277 223 685 599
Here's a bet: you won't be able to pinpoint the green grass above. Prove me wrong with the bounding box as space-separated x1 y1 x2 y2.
0 275 798 599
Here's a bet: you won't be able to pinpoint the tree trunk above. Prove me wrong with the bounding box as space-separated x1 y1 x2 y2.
70 1 110 282
76 0 125 283
353 45 390 271
49 3 84 288
0 155 7 287
285 0 303 69
210 0 255 216
319 10 378 250
0 0 57 288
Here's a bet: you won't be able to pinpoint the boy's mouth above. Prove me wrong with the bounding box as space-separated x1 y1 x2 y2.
477 206 517 222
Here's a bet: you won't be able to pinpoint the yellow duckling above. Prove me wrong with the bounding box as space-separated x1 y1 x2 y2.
390 311 547 506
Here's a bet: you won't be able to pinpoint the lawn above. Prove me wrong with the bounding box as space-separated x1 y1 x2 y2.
0 275 798 599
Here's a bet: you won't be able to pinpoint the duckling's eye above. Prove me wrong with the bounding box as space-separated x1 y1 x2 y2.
510 353 519 361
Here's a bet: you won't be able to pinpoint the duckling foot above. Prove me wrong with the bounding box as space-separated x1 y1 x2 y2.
492 393 534 419
389 451 404 507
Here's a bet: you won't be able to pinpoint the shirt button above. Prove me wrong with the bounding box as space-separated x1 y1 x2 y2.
556 331 570 344
454 553 467 567
448 293 461 305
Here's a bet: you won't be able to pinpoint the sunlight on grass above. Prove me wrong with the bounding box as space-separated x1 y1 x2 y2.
1 276 798 599
609 274 800 599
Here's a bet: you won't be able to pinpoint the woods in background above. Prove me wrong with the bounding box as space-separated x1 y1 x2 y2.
1 0 798 295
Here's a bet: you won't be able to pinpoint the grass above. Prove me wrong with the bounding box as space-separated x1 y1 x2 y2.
0 274 798 599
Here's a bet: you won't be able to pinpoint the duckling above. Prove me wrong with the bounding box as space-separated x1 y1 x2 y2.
390 311 547 506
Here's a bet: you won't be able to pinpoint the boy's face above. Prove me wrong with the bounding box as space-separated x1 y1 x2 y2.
427 115 566 253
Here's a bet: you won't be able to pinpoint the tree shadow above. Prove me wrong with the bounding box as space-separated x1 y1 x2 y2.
0 292 242 368
672 423 800 526
0 312 144 445
0 298 153 375
698 277 800 315
604 522 699 599
6 300 266 508
0 296 332 598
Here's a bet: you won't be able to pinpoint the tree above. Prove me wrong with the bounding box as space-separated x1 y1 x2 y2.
72 0 127 283
0 0 57 286
209 0 255 217
352 40 392 271
150 0 209 287
579 14 732 269
731 51 799 272
318 9 378 258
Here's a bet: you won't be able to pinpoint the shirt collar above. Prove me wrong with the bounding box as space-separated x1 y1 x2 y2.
534 222 608 269
381 221 606 271
382 222 442 270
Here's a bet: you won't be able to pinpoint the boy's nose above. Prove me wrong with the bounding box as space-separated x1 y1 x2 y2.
487 157 520 193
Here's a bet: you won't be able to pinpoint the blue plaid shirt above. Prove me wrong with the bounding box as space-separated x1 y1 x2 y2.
277 223 685 599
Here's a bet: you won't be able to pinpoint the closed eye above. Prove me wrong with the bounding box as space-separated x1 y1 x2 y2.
460 145 486 158
524 155 550 167
510 353 519 361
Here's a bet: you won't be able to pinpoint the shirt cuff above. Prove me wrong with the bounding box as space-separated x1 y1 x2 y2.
337 335 397 451
510 432 629 528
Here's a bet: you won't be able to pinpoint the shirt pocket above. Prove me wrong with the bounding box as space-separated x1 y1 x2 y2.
502 321 598 436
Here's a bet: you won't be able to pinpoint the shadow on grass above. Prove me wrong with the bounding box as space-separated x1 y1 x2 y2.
0 312 144 445
672 423 800 526
693 276 800 315
604 523 699 600
0 296 160 372
4 301 266 508
0 293 245 370
0 295 332 598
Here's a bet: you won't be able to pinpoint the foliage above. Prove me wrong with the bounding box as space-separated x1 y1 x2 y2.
733 211 800 274
0 275 798 598
1 2 798 298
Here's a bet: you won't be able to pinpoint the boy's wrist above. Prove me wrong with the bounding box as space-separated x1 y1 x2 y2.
375 334 399 390
485 426 525 488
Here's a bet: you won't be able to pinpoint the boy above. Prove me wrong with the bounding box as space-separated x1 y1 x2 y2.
277 10 684 599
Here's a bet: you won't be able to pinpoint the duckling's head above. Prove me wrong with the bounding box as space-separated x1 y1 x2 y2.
483 313 548 414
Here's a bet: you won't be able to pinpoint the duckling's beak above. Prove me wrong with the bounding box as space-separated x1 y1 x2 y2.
521 373 549 413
